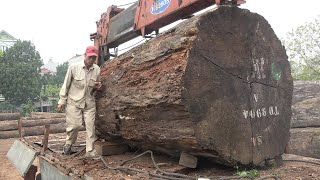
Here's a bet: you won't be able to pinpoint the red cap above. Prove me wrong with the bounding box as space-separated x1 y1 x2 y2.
85 46 98 57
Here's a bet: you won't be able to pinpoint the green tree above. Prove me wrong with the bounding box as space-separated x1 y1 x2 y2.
283 15 320 80
40 84 60 101
0 40 43 105
22 100 35 116
53 62 69 86
0 50 3 58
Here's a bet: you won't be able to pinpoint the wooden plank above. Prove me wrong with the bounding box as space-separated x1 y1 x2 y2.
18 118 23 139
94 141 128 155
40 125 50 155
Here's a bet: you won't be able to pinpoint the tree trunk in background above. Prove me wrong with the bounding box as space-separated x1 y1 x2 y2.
30 112 65 119
0 118 66 131
96 7 293 166
291 81 320 128
0 113 21 121
288 128 320 159
0 123 85 139
287 81 320 158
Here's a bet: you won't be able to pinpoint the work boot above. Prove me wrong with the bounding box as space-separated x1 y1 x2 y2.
84 149 100 159
63 144 72 155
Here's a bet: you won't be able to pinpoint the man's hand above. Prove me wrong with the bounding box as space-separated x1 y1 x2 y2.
57 104 65 113
94 81 102 90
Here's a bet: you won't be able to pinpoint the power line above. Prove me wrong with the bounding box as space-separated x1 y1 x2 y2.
118 39 146 52
116 1 136 8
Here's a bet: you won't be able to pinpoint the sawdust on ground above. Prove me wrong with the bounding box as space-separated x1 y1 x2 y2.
2 134 320 180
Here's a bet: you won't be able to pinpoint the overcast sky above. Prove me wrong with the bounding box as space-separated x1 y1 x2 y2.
1 0 319 64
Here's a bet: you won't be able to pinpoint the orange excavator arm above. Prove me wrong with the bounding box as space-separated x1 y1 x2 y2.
90 0 246 65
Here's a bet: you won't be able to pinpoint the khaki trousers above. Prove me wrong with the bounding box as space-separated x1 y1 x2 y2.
65 104 97 152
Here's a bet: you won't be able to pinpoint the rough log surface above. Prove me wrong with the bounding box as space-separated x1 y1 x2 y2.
30 112 65 119
96 7 293 165
288 128 320 159
0 123 85 139
0 118 66 131
291 81 320 128
287 81 320 158
0 113 21 121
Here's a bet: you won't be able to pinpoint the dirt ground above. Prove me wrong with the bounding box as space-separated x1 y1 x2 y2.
1 134 320 180
0 138 23 180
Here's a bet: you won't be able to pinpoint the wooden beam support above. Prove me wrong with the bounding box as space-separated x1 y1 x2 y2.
41 125 50 155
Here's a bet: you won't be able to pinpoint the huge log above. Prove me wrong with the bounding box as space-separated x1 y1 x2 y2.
96 7 293 166
291 81 320 128
0 118 66 131
0 113 21 121
288 128 320 159
0 123 85 139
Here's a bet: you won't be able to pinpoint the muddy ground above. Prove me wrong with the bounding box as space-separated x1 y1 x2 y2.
1 132 320 180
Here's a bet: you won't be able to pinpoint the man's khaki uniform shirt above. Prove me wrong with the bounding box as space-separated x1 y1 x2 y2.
58 62 101 109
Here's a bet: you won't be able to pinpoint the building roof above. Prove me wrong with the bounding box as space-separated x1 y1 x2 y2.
40 68 51 74
0 30 17 41
68 54 84 65
42 59 59 73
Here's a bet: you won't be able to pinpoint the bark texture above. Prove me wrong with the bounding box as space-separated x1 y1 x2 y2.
96 7 293 165
291 81 320 128
0 118 66 131
0 123 85 139
288 128 320 159
30 112 65 119
287 81 320 158
0 113 21 121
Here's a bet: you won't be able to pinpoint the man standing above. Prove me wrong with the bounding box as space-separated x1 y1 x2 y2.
57 46 102 157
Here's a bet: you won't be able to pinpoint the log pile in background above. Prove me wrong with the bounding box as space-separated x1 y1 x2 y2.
30 112 65 119
0 113 21 121
288 81 320 159
0 112 84 139
96 6 293 166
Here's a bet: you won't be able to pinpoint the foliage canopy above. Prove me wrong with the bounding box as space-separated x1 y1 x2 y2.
283 16 320 80
0 40 43 105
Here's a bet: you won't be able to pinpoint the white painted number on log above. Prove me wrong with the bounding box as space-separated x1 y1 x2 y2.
253 94 258 102
243 106 279 119
251 58 266 79
252 135 263 146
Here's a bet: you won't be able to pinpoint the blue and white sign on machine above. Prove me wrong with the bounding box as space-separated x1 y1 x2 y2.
151 0 171 14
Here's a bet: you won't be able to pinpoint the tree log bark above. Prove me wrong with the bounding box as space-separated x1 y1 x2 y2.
0 123 85 139
0 113 21 121
31 112 65 119
288 128 320 159
291 81 320 128
96 7 293 166
291 120 320 128
0 118 66 131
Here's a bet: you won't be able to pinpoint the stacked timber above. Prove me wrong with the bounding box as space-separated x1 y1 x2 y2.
95 6 293 166
0 112 84 139
0 113 20 121
288 81 320 159
31 112 65 119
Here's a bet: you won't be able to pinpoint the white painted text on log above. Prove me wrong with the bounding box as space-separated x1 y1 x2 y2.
243 106 279 119
252 135 263 146
251 57 266 79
